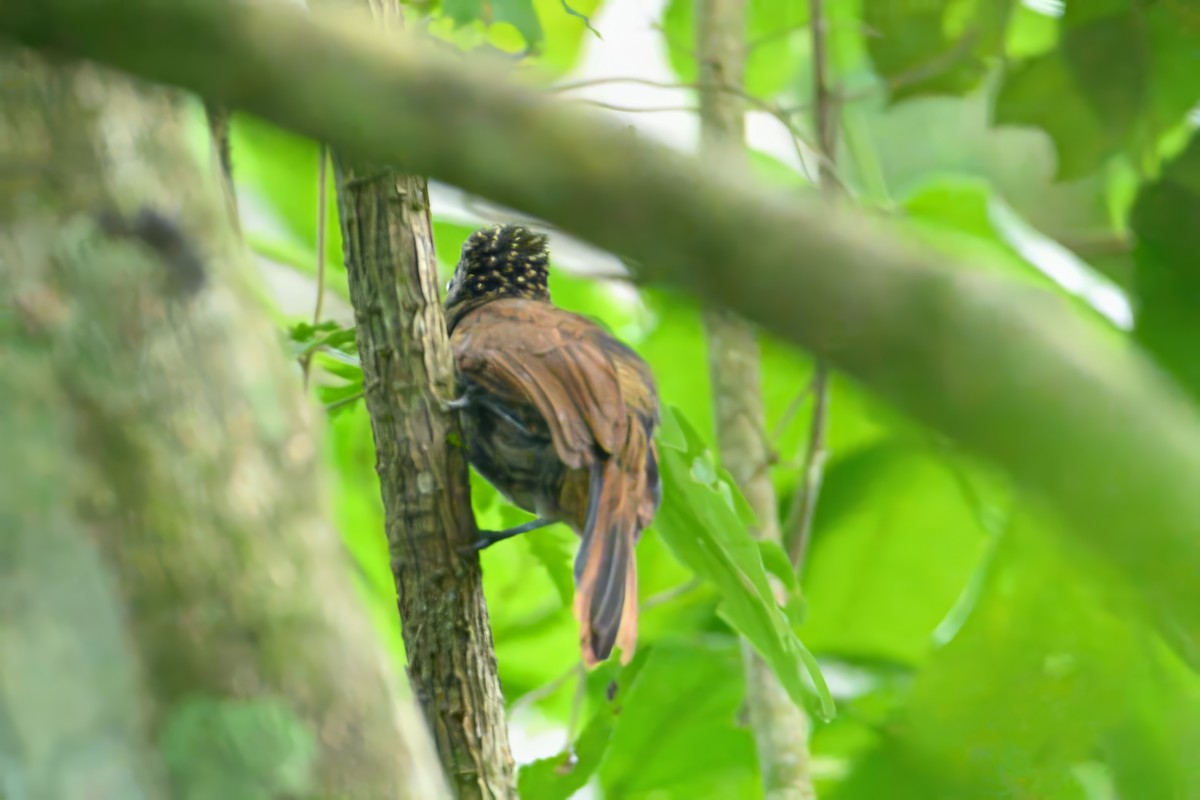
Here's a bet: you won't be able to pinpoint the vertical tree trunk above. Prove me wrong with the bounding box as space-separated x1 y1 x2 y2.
0 50 448 800
695 1 817 798
314 3 517 798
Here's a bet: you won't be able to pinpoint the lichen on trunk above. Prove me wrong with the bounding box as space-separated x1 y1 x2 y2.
0 50 446 800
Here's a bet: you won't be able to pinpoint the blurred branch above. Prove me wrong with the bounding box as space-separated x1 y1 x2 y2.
10 0 1200 668
696 0 815 797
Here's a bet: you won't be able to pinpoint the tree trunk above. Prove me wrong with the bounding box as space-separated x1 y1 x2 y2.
695 1 817 797
0 49 448 800
316 2 517 797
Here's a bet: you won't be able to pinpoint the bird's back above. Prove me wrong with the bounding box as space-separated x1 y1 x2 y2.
449 297 660 531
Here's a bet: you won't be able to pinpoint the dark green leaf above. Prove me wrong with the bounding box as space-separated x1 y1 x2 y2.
864 0 1016 102
995 2 1200 179
1130 133 1200 400
843 510 1161 795
444 0 484 27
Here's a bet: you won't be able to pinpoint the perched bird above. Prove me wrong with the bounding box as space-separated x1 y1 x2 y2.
444 224 661 666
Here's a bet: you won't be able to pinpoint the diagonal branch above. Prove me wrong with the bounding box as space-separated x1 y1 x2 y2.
7 0 1200 668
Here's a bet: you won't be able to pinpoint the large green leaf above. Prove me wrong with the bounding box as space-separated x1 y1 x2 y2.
597 640 757 798
1129 133 1200 401
835 509 1167 796
654 406 834 719
863 0 1016 102
995 1 1200 179
798 440 995 665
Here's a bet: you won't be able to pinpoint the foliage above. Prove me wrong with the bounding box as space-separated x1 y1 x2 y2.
221 0 1200 797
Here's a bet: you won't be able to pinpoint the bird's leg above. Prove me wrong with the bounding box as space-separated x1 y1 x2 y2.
461 517 555 553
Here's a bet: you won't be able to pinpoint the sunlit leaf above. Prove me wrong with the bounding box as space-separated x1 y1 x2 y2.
655 406 834 719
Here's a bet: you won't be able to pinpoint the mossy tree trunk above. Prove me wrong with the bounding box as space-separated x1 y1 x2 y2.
0 48 448 800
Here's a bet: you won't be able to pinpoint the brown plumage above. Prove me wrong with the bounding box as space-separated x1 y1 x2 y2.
444 224 661 666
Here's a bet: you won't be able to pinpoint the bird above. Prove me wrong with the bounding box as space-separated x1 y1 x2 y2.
443 223 661 667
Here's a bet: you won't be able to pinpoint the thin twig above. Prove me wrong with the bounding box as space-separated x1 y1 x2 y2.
786 0 838 572
567 98 699 114
302 144 330 389
324 389 364 413
639 577 703 611
509 662 584 715
785 371 829 569
552 75 841 185
769 381 815 443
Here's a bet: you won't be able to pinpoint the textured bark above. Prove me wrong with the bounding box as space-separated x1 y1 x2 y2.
0 50 447 800
7 0 1200 669
317 2 517 797
696 1 816 797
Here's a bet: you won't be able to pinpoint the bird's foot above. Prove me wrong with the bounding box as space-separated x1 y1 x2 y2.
458 518 555 555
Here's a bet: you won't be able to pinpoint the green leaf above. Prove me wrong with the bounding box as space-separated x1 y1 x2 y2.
1130 133 1200 401
853 510 1159 795
757 539 797 594
444 0 484 27
228 115 343 270
598 641 757 798
518 705 614 800
995 1 1200 179
494 0 544 51
654 406 835 719
863 0 1016 102
799 440 994 665
525 524 577 608
532 0 605 77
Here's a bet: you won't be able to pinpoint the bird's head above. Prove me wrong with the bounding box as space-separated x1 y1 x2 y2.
444 223 551 330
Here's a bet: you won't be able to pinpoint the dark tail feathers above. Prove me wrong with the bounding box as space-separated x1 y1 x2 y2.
574 457 640 666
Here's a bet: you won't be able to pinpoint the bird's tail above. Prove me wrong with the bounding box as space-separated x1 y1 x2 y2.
574 454 643 667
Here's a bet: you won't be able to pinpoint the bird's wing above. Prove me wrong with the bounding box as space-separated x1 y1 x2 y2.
451 299 644 470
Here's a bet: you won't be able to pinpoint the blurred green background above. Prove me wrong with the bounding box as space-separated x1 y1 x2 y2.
198 0 1200 797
